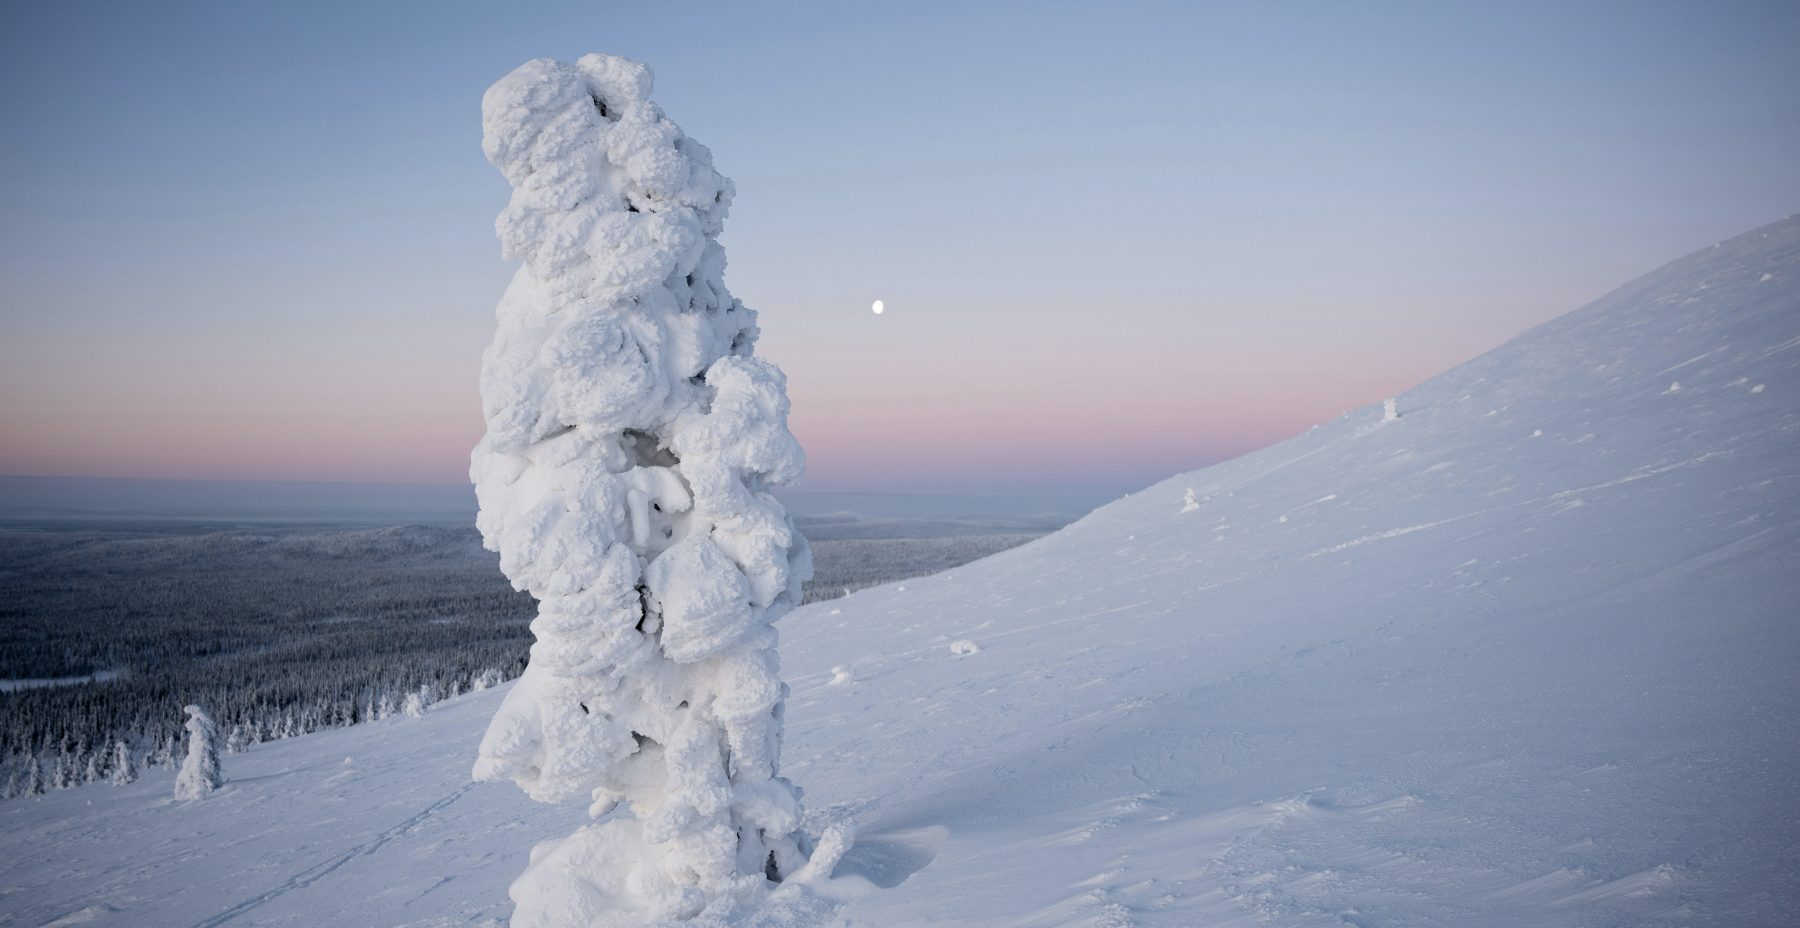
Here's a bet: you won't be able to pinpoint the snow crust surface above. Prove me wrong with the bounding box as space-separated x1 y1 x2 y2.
4 217 1799 926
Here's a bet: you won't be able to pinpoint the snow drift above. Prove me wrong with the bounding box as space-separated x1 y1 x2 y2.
3 216 1797 927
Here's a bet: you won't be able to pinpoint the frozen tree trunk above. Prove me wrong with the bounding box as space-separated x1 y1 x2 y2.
470 54 822 925
174 705 223 799
111 741 137 785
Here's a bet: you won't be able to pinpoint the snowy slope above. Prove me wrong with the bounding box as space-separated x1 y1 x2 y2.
5 215 1799 928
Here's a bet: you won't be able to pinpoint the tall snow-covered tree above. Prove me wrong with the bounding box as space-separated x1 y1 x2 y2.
174 705 223 800
111 740 137 785
470 53 828 925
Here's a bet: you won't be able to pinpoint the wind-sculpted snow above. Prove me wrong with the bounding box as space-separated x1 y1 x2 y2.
3 219 1796 927
469 54 819 926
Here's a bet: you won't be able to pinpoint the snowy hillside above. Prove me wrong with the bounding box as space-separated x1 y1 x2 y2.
5 215 1798 927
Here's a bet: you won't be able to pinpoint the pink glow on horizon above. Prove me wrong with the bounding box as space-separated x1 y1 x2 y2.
778 338 1457 490
0 317 1475 490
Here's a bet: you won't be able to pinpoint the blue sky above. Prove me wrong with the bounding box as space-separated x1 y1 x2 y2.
1 1 1796 492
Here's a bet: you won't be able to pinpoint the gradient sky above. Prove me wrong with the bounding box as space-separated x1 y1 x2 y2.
2 1 1797 493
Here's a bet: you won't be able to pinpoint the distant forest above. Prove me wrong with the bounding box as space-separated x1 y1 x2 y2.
1 521 1036 797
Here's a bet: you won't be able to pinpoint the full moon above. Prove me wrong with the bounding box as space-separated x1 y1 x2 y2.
871 299 885 315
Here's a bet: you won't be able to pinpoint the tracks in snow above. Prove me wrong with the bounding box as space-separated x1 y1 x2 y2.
190 782 478 928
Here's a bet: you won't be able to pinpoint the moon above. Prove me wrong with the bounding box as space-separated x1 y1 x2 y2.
871 299 885 315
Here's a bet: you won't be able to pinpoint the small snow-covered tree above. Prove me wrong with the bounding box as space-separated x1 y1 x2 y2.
470 54 828 925
84 749 103 784
174 705 223 799
111 741 137 785
402 691 426 719
25 756 45 796
226 725 248 754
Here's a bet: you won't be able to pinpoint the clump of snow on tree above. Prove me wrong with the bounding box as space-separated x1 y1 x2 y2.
174 705 223 800
110 741 136 785
469 53 827 925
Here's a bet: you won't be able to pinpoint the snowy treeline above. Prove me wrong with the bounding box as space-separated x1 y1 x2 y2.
1 516 1041 801
0 525 534 796
1 522 1035 800
1 674 507 799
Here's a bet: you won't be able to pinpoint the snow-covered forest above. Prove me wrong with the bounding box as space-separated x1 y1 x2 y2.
0 522 1039 794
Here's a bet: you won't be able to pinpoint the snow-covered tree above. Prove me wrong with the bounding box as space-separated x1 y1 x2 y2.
174 705 223 800
470 54 828 925
111 740 137 785
83 748 103 784
402 691 426 719
25 756 45 796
